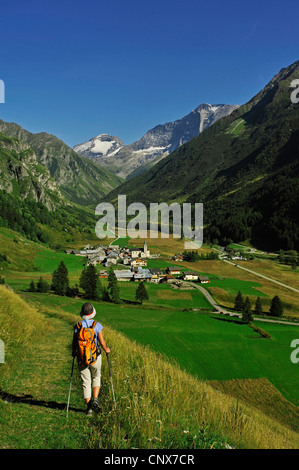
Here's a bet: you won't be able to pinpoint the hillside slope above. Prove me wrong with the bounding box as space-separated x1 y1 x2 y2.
0 133 101 246
0 132 62 210
0 119 123 206
0 285 298 449
103 61 299 250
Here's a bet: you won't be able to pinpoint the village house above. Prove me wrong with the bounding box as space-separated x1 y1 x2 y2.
183 271 199 281
113 267 152 282
166 266 181 275
99 270 108 278
173 253 184 261
149 268 165 283
115 269 134 281
162 274 175 284
130 241 150 259
198 276 210 283
132 267 152 282
130 258 147 267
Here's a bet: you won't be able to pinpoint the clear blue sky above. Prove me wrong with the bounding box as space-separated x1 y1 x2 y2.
0 0 298 147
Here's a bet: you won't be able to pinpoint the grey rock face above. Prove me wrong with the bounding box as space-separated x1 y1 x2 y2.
74 103 239 179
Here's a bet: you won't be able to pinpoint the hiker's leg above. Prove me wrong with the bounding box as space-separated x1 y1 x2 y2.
90 355 102 412
78 364 92 404
90 355 102 391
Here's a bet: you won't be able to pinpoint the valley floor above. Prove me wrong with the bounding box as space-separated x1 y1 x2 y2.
0 229 299 449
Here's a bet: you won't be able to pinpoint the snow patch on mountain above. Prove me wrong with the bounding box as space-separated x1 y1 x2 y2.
74 134 124 159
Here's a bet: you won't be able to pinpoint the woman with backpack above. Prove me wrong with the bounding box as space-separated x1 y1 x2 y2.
72 302 111 416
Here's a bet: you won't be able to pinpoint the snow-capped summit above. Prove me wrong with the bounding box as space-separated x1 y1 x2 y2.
74 134 124 158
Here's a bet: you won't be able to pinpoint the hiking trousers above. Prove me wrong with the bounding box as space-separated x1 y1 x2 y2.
78 354 102 399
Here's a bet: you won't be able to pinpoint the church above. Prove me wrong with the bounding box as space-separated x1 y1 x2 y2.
130 240 150 259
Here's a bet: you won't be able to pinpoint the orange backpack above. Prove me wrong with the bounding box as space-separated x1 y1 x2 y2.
76 320 99 366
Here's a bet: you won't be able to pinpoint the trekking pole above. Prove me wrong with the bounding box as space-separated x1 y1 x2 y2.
66 356 75 420
106 353 116 409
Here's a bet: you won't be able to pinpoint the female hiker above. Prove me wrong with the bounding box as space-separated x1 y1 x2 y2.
72 302 111 416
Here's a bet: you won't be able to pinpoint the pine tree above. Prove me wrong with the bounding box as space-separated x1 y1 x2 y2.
234 291 244 311
107 268 120 303
136 281 149 304
102 286 110 302
242 296 252 323
279 249 285 264
28 280 36 292
270 295 284 317
80 265 102 300
110 283 120 303
51 261 69 296
108 267 116 289
79 267 88 292
37 276 50 293
254 296 263 315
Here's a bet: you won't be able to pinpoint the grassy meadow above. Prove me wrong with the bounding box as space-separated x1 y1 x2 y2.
1 285 299 449
22 292 299 408
0 228 299 448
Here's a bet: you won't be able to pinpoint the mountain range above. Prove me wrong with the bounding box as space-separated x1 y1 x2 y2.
73 103 239 179
0 120 123 245
0 120 123 207
102 60 299 251
0 60 298 251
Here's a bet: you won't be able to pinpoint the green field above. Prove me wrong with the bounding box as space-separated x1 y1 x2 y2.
205 276 268 297
24 291 299 407
116 281 213 310
1 227 299 409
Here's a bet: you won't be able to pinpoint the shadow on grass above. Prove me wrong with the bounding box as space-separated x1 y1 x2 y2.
121 299 140 305
211 315 246 325
0 390 84 414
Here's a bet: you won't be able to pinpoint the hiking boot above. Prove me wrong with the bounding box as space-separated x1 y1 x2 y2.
92 397 101 413
85 402 93 417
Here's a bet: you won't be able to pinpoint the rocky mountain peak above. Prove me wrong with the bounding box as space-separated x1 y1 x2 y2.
74 102 239 179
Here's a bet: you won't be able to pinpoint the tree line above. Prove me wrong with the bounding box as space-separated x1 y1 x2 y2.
28 261 149 305
182 250 219 262
234 290 284 322
0 189 96 247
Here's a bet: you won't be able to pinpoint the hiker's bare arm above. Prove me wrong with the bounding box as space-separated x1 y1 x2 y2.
98 331 111 354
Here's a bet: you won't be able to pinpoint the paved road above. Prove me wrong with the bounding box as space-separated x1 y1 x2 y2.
189 283 230 313
187 282 299 327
